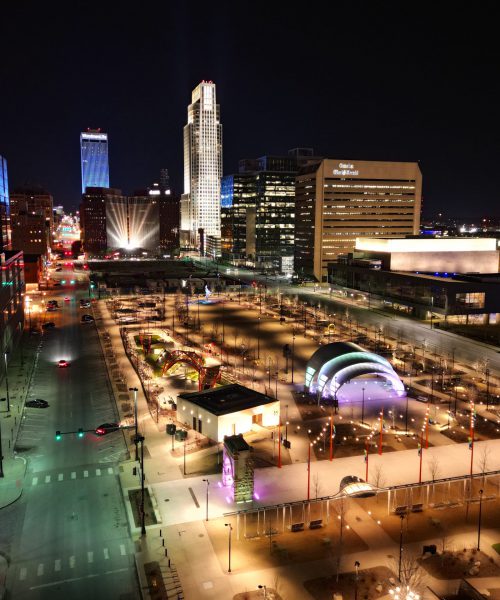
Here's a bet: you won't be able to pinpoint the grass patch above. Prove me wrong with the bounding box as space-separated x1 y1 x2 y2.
492 543 500 554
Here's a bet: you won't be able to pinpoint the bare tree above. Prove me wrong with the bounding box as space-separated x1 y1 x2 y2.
427 454 441 482
476 444 491 485
312 474 322 500
333 497 349 581
371 464 386 500
388 552 427 593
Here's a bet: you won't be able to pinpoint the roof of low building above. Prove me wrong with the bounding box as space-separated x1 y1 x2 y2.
224 434 250 453
178 384 276 416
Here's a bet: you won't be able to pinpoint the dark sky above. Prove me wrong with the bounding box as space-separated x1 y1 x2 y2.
0 2 499 219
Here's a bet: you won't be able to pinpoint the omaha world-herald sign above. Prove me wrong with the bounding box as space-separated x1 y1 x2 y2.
333 162 359 176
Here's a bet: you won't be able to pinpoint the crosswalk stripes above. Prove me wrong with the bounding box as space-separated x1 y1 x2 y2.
18 544 133 581
30 466 118 486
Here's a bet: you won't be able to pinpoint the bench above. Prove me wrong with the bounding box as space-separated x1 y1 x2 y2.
394 505 408 516
411 503 424 513
291 522 304 532
309 519 323 530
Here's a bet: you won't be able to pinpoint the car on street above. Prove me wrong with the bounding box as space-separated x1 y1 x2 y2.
64 296 71 302
42 322 56 329
81 314 94 323
95 422 120 436
58 359 70 368
29 327 41 335
55 267 62 272
26 398 49 408
47 306 57 311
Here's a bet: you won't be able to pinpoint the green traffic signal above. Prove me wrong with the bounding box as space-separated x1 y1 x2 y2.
61 280 66 284
70 280 75 285
78 428 84 438
55 430 62 441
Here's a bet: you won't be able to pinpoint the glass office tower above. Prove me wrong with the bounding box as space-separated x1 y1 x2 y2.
0 155 10 251
80 129 110 193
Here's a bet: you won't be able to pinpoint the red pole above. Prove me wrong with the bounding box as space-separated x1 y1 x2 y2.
418 432 423 484
307 443 311 501
365 439 369 482
278 420 282 468
425 408 430 449
378 410 383 455
329 415 334 461
469 401 475 479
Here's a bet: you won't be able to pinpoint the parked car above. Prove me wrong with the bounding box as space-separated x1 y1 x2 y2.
42 322 56 329
26 399 49 408
81 314 94 323
58 359 70 368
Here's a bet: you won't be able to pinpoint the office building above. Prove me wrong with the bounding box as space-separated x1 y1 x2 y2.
221 150 320 274
294 159 422 281
11 212 47 256
0 156 10 252
10 187 54 246
329 237 500 322
1 250 24 366
80 187 113 254
180 81 222 254
80 129 110 193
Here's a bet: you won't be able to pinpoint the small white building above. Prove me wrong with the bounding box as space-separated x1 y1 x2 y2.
177 384 280 442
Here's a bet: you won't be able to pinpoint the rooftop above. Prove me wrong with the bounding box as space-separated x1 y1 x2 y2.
355 237 499 253
178 384 276 416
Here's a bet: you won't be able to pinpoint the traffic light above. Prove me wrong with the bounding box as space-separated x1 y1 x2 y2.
61 280 66 284
55 430 62 441
77 428 84 438
70 280 75 285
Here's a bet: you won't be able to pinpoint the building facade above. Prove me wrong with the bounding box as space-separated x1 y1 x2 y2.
9 187 53 252
294 159 422 281
0 251 24 376
80 187 112 254
80 129 110 193
221 151 319 274
180 81 222 254
328 237 500 322
0 156 10 252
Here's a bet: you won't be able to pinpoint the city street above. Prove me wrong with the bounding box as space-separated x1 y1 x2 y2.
1 275 139 599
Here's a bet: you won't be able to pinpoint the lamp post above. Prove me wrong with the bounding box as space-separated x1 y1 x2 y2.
378 410 383 455
133 433 147 536
129 387 139 461
291 330 296 384
329 412 334 461
258 585 267 599
354 561 360 600
398 513 405 582
0 418 4 477
3 352 10 412
361 387 365 425
307 442 312 500
418 431 423 484
364 438 369 482
477 488 484 550
257 317 260 359
224 523 232 572
202 478 210 521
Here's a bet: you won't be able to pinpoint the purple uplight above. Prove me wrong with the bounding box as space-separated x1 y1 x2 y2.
254 492 260 500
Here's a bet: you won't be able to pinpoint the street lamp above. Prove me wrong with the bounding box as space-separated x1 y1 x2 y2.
361 387 365 425
224 523 233 572
3 351 10 412
129 387 139 461
477 488 484 550
258 585 267 599
354 561 360 600
202 478 210 521
398 513 405 582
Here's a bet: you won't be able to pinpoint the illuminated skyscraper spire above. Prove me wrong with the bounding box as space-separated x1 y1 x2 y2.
180 81 222 254
80 128 110 193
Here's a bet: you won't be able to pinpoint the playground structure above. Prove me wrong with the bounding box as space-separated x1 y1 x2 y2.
161 348 221 391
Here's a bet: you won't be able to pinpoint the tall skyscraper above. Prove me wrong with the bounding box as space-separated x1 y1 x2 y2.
180 81 222 255
80 129 110 193
0 155 10 252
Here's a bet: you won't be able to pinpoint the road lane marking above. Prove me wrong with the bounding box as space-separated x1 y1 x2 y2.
87 551 93 563
83 470 88 478
37 564 44 576
58 473 64 481
32 477 38 486
54 559 61 572
71 472 76 479
45 475 51 483
20 567 27 580
96 469 101 476
120 544 126 556
107 467 114 475
69 556 75 568
28 568 129 590
103 548 109 560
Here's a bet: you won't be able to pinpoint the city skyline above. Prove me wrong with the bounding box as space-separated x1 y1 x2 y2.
0 4 499 219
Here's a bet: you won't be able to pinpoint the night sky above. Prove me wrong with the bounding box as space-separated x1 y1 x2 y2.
0 2 499 219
